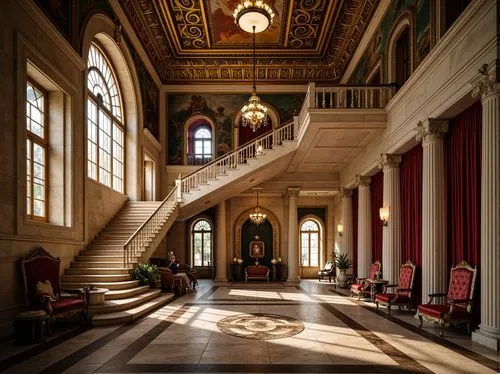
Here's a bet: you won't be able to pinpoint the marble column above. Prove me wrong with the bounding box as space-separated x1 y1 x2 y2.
416 119 448 303
380 154 402 285
471 63 500 351
287 187 301 282
215 200 228 282
356 176 371 277
340 188 353 262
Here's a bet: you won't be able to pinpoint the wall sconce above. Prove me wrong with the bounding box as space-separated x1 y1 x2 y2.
379 206 389 226
337 223 344 236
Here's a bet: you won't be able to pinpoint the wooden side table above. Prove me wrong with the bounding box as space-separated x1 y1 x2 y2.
369 279 389 302
15 310 49 344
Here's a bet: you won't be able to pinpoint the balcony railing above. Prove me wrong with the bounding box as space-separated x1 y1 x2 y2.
186 154 212 166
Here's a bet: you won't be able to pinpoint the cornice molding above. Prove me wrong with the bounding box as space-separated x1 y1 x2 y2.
17 0 85 71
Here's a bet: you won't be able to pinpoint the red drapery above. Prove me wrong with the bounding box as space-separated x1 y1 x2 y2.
445 101 482 326
371 171 383 264
400 144 423 305
238 120 270 146
352 188 359 277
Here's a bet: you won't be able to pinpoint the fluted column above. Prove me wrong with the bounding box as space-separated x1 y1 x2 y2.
356 176 372 276
287 187 301 282
215 200 228 282
340 188 353 262
471 63 500 351
380 154 402 285
416 119 448 303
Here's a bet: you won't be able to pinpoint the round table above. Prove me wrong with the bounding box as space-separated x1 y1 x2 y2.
368 279 388 302
88 288 108 305
15 310 49 344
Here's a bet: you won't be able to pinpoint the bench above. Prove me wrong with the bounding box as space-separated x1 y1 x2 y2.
245 265 270 282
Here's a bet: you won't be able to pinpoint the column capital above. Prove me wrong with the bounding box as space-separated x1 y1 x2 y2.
340 188 353 198
471 62 500 99
379 153 402 170
287 187 301 198
355 175 371 188
415 119 449 143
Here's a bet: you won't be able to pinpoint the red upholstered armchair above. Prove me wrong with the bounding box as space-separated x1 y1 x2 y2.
375 260 416 316
418 260 477 337
350 260 381 300
245 265 270 282
21 248 88 327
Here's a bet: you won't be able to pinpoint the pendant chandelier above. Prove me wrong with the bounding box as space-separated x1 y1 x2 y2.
234 1 274 132
249 189 267 225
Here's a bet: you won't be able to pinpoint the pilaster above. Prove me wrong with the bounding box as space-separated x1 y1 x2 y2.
380 154 402 285
471 62 500 351
287 187 301 283
356 175 371 277
340 188 353 263
215 200 228 283
416 119 448 303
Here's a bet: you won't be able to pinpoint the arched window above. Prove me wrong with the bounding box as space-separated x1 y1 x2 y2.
300 219 320 267
193 126 212 163
87 42 125 192
192 219 212 267
395 26 410 88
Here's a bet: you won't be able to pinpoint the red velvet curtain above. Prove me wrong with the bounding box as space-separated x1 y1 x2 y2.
371 171 383 263
238 120 271 146
400 144 423 305
445 101 482 326
352 188 358 277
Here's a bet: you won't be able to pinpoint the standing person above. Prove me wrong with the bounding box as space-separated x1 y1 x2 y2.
168 255 190 291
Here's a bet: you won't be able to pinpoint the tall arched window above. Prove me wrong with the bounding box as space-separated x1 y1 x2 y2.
300 219 320 267
395 27 410 89
192 219 212 267
87 43 125 192
193 126 212 163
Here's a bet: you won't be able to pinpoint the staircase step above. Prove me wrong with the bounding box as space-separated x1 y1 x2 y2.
88 244 127 250
61 280 140 290
75 255 129 262
65 267 131 275
105 285 151 300
71 261 132 269
82 249 143 257
92 293 174 326
61 274 132 283
89 289 161 314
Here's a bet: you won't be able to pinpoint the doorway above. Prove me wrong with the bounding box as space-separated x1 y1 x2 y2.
143 154 155 201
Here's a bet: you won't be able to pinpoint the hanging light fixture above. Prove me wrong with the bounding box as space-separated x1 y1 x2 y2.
234 1 274 132
249 188 267 225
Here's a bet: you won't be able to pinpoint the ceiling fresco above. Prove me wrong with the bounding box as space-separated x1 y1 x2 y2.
120 0 379 83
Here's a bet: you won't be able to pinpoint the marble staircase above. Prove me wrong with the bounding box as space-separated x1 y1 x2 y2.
61 201 175 326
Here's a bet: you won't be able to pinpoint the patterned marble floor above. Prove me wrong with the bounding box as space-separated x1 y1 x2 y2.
0 280 498 374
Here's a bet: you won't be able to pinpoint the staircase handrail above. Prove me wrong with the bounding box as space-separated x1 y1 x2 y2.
123 186 178 267
180 120 295 194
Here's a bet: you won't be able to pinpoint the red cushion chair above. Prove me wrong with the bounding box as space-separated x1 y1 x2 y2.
21 247 88 329
350 260 381 300
245 265 270 282
375 260 416 316
417 260 477 337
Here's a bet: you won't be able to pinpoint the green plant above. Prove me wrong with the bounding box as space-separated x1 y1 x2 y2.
335 252 352 270
134 263 160 285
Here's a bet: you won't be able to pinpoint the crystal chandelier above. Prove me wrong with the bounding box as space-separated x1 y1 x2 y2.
234 1 274 132
249 189 267 225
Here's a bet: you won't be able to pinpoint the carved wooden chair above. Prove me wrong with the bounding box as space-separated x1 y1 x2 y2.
417 260 477 337
21 248 88 329
158 267 185 295
375 260 416 316
178 264 198 289
318 261 335 282
350 260 381 300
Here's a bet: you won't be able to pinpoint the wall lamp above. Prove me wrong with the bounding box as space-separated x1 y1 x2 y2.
379 206 389 226
337 223 344 236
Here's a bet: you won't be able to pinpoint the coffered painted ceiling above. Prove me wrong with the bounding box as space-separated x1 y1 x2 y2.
120 0 378 83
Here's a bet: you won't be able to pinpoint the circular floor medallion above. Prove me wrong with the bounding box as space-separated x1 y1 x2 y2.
216 313 304 340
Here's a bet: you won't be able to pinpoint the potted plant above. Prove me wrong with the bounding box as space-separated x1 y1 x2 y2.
134 263 160 288
335 252 352 288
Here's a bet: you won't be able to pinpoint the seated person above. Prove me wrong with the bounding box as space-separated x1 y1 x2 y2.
168 255 191 291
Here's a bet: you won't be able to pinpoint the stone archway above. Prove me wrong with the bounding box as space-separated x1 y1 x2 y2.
234 207 280 260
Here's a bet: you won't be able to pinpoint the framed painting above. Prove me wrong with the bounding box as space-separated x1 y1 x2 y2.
249 241 265 259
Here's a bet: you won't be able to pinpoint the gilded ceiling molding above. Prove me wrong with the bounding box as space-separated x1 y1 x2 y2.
234 207 280 260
